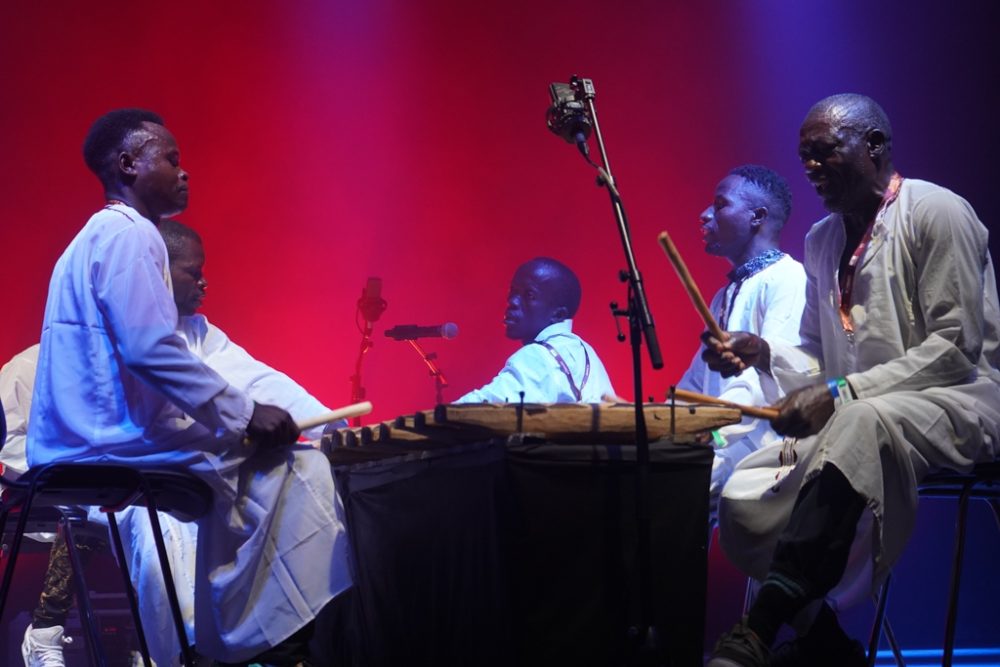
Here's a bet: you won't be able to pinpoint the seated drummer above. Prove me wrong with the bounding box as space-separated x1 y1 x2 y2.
675 164 806 521
454 257 616 403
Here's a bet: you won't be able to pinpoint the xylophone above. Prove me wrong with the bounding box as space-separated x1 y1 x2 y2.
321 401 741 464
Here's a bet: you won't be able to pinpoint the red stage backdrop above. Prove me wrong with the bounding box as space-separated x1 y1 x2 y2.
2 1 997 421
2 0 1000 652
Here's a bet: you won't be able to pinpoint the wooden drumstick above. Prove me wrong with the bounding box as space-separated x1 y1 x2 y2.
657 231 728 342
244 401 374 446
669 388 779 420
296 401 373 431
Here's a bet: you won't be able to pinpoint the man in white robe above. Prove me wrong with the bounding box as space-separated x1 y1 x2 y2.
118 219 342 666
13 220 342 666
454 257 615 404
705 95 1000 667
26 109 350 665
676 165 806 519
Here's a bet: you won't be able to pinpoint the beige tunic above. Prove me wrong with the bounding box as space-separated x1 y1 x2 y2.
719 179 1000 607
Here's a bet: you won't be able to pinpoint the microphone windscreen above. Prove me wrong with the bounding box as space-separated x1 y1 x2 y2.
441 322 459 339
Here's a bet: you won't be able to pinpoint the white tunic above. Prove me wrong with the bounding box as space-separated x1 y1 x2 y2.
27 204 351 662
677 255 806 505
454 320 616 404
176 314 333 439
719 179 1000 607
121 313 338 666
0 343 39 478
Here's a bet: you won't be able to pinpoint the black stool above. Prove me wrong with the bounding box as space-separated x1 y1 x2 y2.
868 462 1000 667
0 462 213 667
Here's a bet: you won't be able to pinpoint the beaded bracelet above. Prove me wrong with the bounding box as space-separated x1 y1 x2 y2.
826 376 854 408
711 430 727 448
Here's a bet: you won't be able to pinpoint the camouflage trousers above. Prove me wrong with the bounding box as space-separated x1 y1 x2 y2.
33 529 101 628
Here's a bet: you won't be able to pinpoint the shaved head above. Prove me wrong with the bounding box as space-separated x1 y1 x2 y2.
806 93 893 157
521 257 582 317
504 257 583 343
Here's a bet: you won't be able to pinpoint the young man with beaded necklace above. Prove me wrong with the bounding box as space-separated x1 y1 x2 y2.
677 164 806 524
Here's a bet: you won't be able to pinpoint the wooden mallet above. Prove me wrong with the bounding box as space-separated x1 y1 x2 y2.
657 230 728 342
296 401 373 431
669 388 779 421
245 401 374 446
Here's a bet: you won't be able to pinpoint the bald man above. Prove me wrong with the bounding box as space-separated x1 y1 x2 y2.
454 257 615 404
705 94 1000 666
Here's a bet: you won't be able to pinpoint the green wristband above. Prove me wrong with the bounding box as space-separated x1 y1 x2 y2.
836 377 853 403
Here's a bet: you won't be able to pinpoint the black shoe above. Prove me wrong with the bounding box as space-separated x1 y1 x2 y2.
706 616 771 667
770 633 866 666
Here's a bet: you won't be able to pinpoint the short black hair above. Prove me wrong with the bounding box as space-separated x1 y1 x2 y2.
527 257 582 318
728 164 792 226
82 108 164 186
808 93 893 152
158 218 202 261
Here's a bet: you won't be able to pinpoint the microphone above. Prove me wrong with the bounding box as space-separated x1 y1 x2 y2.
546 103 591 145
358 277 387 323
384 323 459 341
546 80 592 158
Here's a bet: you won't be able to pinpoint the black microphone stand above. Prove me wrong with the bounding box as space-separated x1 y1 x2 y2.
553 75 664 665
349 282 387 426
405 339 449 405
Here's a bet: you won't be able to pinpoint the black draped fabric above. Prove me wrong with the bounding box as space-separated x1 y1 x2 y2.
334 444 512 667
505 439 713 667
332 438 712 667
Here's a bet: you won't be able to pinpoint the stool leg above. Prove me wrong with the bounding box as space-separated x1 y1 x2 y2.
867 574 890 666
0 506 25 623
107 511 155 666
144 500 198 667
881 615 906 667
0 489 40 625
64 516 109 667
942 483 974 667
987 498 1000 534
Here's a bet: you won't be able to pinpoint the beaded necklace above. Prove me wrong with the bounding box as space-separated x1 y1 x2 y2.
719 248 786 329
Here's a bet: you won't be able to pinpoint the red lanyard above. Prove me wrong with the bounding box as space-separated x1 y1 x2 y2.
839 173 903 333
534 335 591 401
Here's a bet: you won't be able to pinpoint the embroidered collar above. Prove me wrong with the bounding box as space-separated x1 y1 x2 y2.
727 248 786 284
